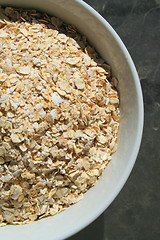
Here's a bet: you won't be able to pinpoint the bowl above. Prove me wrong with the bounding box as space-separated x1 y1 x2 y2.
0 0 144 239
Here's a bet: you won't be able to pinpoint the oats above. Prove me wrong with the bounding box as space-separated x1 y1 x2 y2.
0 157 5 164
49 109 58 122
28 139 36 149
39 204 48 215
3 211 14 223
35 83 43 91
66 57 81 65
18 194 24 202
97 135 108 144
56 88 66 96
0 19 6 28
10 185 23 200
55 188 69 198
51 92 65 105
1 174 12 182
18 66 31 75
19 143 27 152
109 97 119 105
74 78 85 90
10 100 19 110
19 28 28 37
68 170 81 180
0 30 8 38
49 208 57 216
11 133 21 143
57 33 68 43
28 214 37 221
0 74 7 82
0 6 120 226
0 146 6 157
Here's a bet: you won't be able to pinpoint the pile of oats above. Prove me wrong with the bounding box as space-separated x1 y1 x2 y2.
0 7 120 226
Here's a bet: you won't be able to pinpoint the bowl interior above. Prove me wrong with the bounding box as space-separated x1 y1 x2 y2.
0 0 143 240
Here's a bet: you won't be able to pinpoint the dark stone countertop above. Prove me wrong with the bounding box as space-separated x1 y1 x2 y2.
67 0 160 239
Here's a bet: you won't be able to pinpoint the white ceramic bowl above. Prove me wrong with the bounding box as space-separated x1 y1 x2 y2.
0 0 144 239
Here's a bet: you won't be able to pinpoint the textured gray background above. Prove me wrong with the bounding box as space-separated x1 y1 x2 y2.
67 0 160 239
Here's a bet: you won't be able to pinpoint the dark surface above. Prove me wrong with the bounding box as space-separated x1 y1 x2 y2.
67 0 160 239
